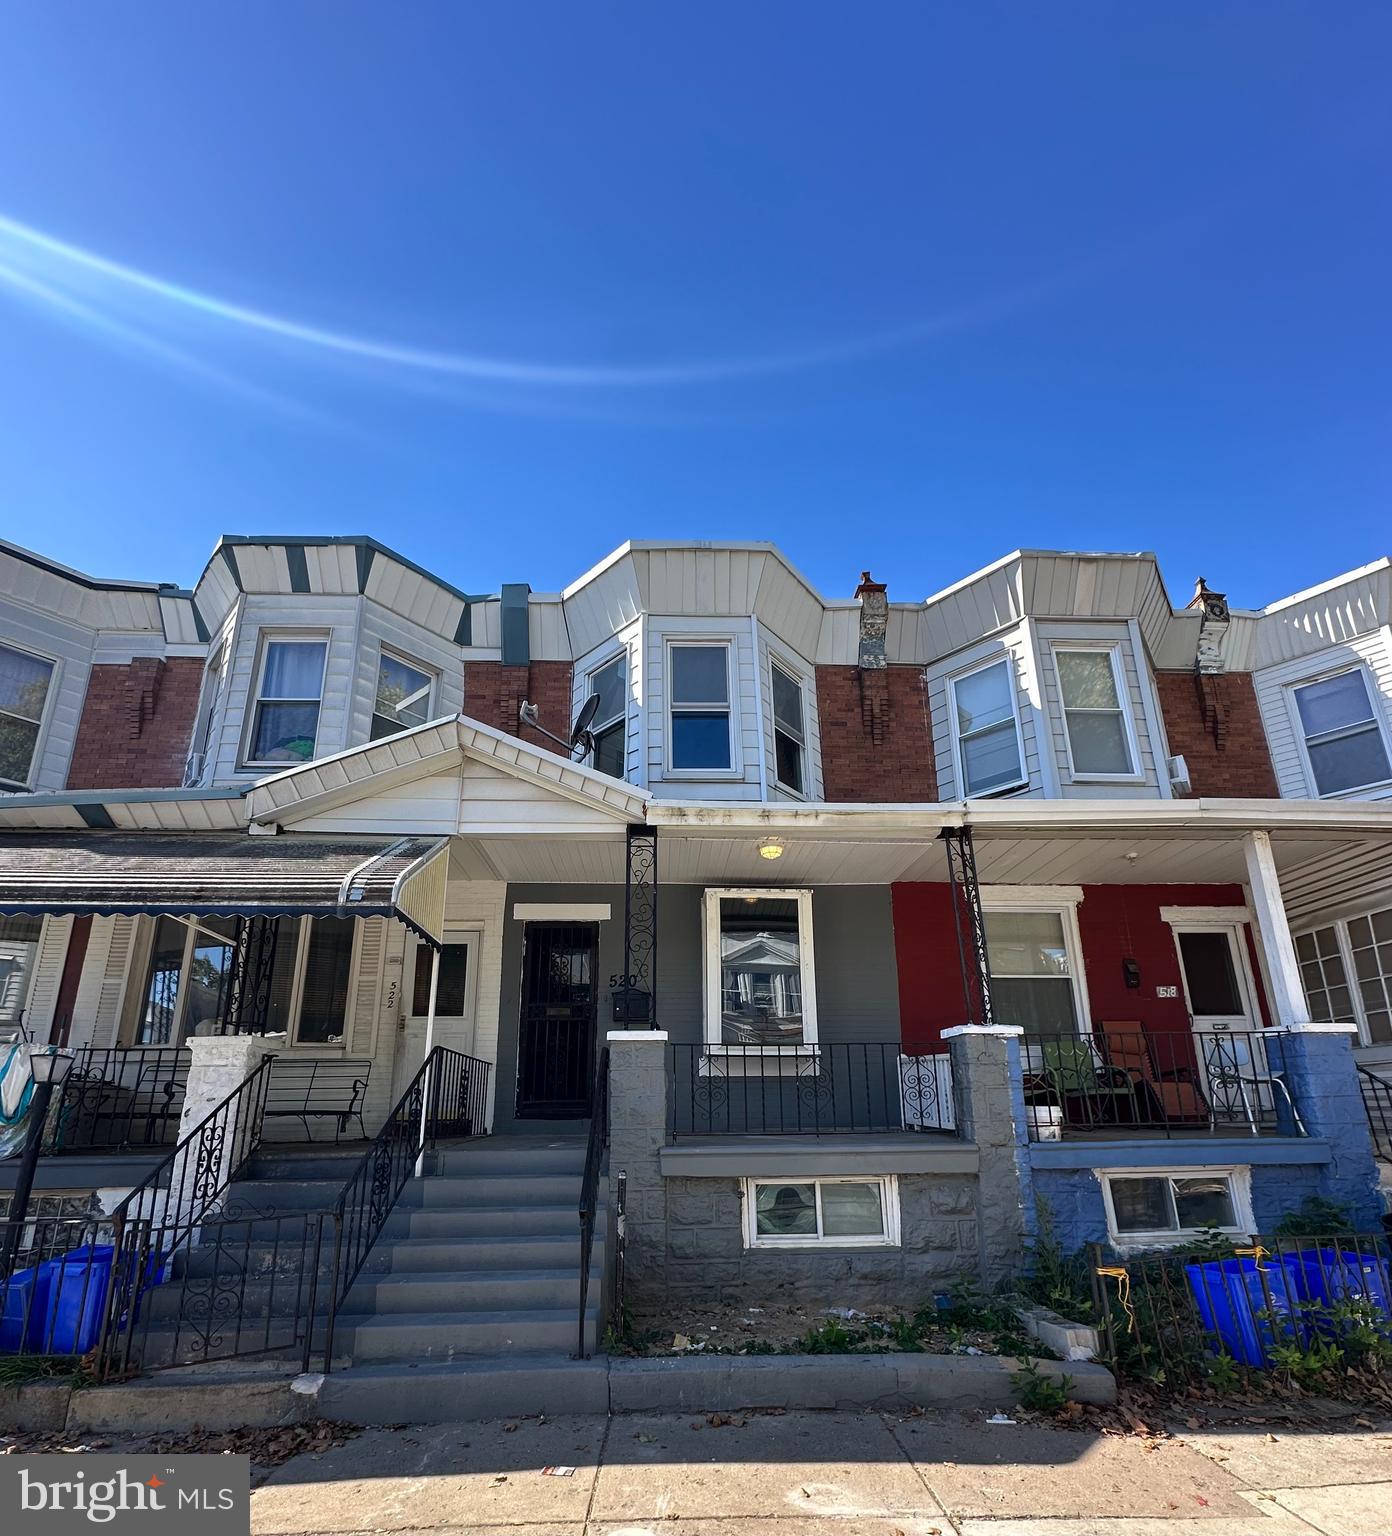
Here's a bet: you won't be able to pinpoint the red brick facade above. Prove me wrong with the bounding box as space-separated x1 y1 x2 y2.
815 664 937 802
462 660 576 755
66 658 204 790
1154 670 1280 798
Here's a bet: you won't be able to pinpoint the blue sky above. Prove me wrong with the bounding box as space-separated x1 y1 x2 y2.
0 3 1387 608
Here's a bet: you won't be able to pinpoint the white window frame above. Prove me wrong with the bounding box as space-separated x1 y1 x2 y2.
769 656 808 799
585 650 629 781
370 646 437 742
948 653 1028 798
665 637 738 779
0 639 59 792
742 1174 901 1249
241 631 329 770
1051 641 1143 783
979 886 1091 1042
703 887 818 1050
1286 663 1392 799
1099 1166 1254 1250
1296 907 1392 1051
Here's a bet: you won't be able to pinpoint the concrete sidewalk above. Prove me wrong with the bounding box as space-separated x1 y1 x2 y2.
247 1408 1392 1536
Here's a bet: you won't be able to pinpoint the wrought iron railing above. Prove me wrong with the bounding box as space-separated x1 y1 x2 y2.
1358 1064 1392 1164
669 1042 956 1137
320 1047 491 1367
576 1045 609 1359
43 1046 191 1154
1023 1029 1305 1140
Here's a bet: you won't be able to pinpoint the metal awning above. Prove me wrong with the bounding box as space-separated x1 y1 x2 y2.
0 832 450 946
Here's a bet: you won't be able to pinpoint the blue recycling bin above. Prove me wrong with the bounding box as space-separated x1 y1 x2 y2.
30 1244 114 1355
1185 1256 1305 1368
0 1269 38 1353
1281 1248 1392 1316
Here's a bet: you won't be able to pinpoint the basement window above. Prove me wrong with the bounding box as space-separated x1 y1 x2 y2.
744 1175 900 1248
1100 1167 1252 1247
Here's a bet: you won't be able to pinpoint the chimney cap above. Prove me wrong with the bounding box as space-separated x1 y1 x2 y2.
855 570 888 599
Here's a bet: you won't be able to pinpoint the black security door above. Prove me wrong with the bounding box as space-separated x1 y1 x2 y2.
516 923 599 1118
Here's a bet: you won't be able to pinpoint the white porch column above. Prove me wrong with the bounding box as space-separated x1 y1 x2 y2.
1243 830 1312 1030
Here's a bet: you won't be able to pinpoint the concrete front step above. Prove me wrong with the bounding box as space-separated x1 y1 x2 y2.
315 1355 610 1422
384 1203 580 1239
176 1230 601 1280
338 1306 598 1361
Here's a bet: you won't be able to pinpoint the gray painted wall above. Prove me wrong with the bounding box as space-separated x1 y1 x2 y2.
492 883 903 1133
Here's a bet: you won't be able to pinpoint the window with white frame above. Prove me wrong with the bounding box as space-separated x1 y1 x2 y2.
744 1175 899 1247
1294 926 1356 1026
1294 909 1392 1048
770 660 806 795
185 642 225 784
1292 669 1392 797
950 658 1025 796
0 914 42 1031
586 654 628 780
704 888 817 1045
668 642 733 772
1101 1168 1251 1245
1345 908 1392 1046
984 907 1081 1037
0 642 56 790
134 914 355 1045
371 650 435 741
245 636 328 766
1054 645 1137 777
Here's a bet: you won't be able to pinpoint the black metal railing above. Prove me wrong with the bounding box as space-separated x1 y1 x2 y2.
43 1046 191 1154
576 1045 609 1359
321 1047 491 1367
1023 1029 1305 1141
1090 1232 1392 1382
669 1042 956 1138
1358 1064 1392 1164
95 1055 276 1377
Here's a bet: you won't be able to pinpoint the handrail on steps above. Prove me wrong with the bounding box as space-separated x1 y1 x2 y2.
576 1045 610 1360
1357 1062 1392 1163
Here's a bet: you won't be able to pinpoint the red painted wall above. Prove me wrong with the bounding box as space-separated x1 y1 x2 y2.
891 881 1271 1048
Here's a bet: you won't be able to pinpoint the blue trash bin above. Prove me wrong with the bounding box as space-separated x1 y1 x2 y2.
1185 1257 1305 1368
1282 1248 1392 1316
30 1244 114 1355
0 1269 38 1353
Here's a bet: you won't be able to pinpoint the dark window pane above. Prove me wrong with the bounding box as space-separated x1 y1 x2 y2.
720 898 803 1044
250 700 320 762
1307 728 1391 795
0 715 40 787
1177 931 1244 1016
593 719 626 779
1110 1177 1173 1233
772 666 803 735
1295 671 1375 737
961 719 1022 793
671 646 729 705
672 711 730 769
755 1182 816 1236
373 654 432 735
1173 1177 1236 1230
140 917 189 1044
774 728 803 793
821 1182 885 1237
412 942 469 1017
589 657 627 727
297 919 354 1043
990 977 1078 1037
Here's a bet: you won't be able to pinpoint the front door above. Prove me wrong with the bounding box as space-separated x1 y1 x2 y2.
516 922 598 1119
1174 924 1271 1125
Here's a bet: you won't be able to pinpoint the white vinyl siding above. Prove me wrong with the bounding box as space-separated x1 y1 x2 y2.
1051 643 1141 780
353 601 465 750
0 595 95 792
760 633 822 802
572 625 642 787
950 656 1027 797
927 628 1041 800
1291 668 1392 798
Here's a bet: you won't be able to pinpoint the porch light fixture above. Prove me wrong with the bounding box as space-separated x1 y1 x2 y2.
28 1047 76 1087
757 837 785 861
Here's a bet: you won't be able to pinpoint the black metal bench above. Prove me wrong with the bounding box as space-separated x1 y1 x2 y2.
263 1058 372 1142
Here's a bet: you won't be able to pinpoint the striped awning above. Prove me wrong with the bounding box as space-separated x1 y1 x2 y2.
0 831 450 945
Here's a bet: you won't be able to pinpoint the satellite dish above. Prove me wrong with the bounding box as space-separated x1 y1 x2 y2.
571 694 601 750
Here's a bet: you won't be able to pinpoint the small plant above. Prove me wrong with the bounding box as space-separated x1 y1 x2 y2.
1269 1335 1345 1386
0 1354 88 1387
800 1317 858 1354
1203 1351 1241 1392
885 1314 923 1352
1011 1356 1073 1413
1273 1197 1354 1238
1023 1200 1096 1321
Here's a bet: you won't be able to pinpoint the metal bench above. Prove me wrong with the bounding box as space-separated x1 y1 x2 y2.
263 1058 372 1142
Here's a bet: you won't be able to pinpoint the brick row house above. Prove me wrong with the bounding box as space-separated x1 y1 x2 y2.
0 533 1388 1398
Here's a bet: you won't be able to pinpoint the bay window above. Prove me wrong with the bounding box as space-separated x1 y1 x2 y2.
371 651 435 741
1054 645 1137 778
668 642 733 772
0 641 56 790
704 888 817 1046
245 636 327 767
1292 668 1392 796
950 657 1025 796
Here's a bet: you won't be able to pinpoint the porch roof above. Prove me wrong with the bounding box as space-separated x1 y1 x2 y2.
0 831 450 944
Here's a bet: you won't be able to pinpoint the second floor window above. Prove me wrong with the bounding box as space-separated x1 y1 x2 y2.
247 637 327 766
771 662 806 795
587 655 627 779
1292 669 1392 796
0 642 56 790
669 642 732 771
951 658 1024 796
1055 646 1136 777
371 651 435 740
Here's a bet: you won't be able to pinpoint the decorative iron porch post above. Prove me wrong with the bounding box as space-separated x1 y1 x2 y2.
224 915 280 1034
940 826 994 1028
621 825 658 1028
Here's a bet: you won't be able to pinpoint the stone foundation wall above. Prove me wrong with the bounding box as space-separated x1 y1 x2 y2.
646 1172 980 1313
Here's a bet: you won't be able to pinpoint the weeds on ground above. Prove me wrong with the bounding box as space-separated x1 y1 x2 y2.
1011 1356 1074 1413
0 1354 90 1388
